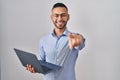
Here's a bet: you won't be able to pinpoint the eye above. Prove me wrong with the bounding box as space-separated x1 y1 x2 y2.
52 13 68 18
53 14 59 17
61 14 68 17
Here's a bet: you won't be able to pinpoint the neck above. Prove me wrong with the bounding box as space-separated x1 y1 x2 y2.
54 27 66 37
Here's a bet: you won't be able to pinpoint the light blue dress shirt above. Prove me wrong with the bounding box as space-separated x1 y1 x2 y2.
39 29 85 80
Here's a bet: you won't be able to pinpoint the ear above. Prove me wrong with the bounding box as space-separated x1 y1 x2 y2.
50 14 52 20
67 14 70 21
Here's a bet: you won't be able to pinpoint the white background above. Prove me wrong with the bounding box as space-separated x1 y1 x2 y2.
1 0 120 80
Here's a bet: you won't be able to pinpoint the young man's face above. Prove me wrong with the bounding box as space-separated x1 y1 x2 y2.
51 7 69 30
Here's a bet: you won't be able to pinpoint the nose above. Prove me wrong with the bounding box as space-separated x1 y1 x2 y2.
58 15 62 20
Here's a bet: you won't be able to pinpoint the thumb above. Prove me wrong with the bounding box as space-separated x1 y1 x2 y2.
68 32 74 39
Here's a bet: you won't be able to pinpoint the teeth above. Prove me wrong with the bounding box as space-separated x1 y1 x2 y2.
58 22 63 25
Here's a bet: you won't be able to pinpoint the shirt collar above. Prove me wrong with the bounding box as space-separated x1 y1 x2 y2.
63 28 69 36
51 28 69 37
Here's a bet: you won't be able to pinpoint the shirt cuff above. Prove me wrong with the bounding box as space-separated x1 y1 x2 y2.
74 36 85 50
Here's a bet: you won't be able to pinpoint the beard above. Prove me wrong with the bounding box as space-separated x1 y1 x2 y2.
53 20 68 29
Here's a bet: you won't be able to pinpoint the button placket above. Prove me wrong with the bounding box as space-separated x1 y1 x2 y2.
54 38 60 64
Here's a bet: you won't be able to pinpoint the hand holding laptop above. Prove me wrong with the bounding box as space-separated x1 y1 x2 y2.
26 64 36 73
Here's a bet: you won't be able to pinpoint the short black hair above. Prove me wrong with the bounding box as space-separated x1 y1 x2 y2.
52 3 68 11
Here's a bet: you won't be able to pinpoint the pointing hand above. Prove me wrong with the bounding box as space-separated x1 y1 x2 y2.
68 33 83 49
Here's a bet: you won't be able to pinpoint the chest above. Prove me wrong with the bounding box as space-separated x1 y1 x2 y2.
43 36 68 63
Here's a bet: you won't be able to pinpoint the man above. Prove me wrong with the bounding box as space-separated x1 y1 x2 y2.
26 3 85 80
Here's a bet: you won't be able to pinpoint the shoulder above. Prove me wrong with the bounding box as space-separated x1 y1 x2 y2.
39 34 50 43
